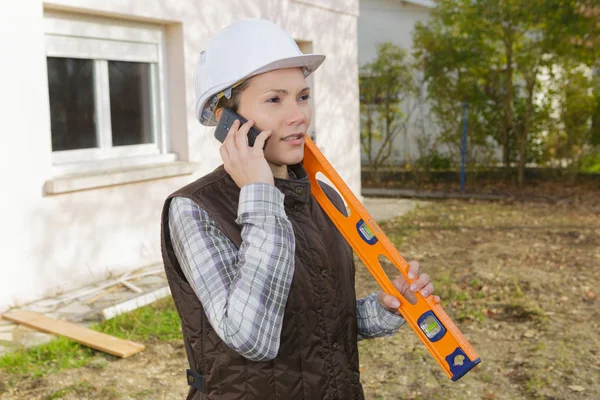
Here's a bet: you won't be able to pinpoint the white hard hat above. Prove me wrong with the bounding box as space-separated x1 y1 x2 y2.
194 18 326 126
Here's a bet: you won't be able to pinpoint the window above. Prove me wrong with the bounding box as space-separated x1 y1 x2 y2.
44 11 174 176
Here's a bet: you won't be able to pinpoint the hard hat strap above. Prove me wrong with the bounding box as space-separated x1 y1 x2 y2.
205 79 248 124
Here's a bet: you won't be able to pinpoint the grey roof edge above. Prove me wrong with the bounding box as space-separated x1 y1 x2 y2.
402 0 435 8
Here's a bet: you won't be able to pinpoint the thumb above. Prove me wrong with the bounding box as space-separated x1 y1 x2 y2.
253 129 272 150
378 291 401 311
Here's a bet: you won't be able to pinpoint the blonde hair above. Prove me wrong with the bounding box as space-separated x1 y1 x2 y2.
214 79 252 113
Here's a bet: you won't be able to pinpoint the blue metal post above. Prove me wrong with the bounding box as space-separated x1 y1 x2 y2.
460 102 468 193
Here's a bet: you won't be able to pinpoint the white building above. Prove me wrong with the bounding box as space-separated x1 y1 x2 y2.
358 0 436 165
358 0 434 66
0 0 361 312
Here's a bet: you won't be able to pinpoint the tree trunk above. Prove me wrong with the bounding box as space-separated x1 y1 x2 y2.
518 76 536 188
517 129 527 188
503 61 514 172
403 129 409 167
502 121 510 177
502 27 515 177
367 106 373 165
372 165 381 185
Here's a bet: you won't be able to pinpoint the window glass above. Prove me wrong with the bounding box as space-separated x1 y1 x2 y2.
47 57 97 151
108 61 153 146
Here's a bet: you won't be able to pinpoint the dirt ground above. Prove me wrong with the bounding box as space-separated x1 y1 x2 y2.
355 198 599 400
1 197 598 400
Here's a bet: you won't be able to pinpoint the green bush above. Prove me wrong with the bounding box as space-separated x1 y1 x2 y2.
580 151 600 173
415 149 453 170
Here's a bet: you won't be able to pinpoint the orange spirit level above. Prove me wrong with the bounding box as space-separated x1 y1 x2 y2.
303 137 481 381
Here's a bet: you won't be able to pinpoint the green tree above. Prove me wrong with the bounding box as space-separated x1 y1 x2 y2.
412 3 502 169
543 0 600 65
592 71 600 147
543 65 597 178
413 0 599 186
542 1 600 173
360 42 417 183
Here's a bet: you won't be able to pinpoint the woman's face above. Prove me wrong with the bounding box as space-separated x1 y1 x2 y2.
237 68 312 167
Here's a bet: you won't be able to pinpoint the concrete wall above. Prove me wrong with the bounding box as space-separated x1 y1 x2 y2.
0 0 360 311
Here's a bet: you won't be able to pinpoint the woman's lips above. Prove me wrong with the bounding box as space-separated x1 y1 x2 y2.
281 133 305 146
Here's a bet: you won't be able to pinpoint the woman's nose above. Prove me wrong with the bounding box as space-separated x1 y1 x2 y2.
285 102 307 126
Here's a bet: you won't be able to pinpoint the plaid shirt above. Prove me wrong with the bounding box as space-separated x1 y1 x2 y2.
169 183 405 361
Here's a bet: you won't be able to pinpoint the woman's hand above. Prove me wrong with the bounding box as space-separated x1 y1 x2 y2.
220 119 274 188
378 261 440 313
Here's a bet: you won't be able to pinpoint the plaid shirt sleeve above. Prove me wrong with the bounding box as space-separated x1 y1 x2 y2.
356 292 406 340
169 184 405 361
168 183 295 361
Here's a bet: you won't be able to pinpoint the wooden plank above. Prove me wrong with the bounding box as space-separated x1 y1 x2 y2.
119 279 143 293
1 310 144 358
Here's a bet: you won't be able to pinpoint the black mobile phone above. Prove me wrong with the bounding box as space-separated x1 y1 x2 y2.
214 108 261 147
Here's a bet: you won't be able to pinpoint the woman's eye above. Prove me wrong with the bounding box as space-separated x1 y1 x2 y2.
299 94 311 101
267 97 280 103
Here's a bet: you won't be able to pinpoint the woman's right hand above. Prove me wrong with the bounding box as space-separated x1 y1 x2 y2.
220 119 274 188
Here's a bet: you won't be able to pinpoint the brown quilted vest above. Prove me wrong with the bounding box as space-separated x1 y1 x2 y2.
160 164 365 400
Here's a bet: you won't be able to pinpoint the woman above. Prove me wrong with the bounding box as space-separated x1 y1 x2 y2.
161 19 439 400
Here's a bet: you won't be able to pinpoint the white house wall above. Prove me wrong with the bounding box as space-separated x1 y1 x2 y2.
0 0 360 311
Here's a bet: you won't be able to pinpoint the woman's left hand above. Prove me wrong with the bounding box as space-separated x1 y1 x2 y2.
378 260 440 313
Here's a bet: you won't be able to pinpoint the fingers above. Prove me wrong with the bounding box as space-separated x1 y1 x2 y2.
419 282 434 297
218 117 274 187
388 272 440 307
408 260 419 280
378 291 401 310
409 273 435 299
223 119 240 145
235 120 254 150
390 275 417 305
388 259 441 305
224 119 240 157
224 119 256 166
253 129 272 150
406 260 438 300
224 119 254 149
410 273 430 293
392 275 405 290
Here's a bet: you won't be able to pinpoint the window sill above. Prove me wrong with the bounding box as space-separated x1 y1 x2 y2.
45 161 195 195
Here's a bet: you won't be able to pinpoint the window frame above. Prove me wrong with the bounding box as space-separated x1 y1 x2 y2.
44 11 170 176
